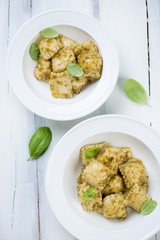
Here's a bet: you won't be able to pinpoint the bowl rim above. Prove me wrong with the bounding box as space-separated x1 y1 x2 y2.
7 9 119 121
45 114 160 240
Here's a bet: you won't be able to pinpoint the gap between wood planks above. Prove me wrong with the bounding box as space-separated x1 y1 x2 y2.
11 151 17 228
7 0 10 93
34 114 41 240
145 0 152 128
28 1 41 239
7 0 17 229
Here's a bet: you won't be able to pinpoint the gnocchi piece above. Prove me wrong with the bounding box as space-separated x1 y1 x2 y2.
59 34 78 49
102 175 125 196
124 184 151 213
77 52 102 82
80 142 108 167
39 38 62 60
81 160 114 191
102 193 128 220
98 146 132 174
51 48 75 73
49 71 74 98
119 159 148 188
34 57 52 81
77 182 102 212
72 76 88 95
74 40 99 56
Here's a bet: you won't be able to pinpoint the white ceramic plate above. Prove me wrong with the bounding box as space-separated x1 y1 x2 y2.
46 115 160 240
7 9 119 120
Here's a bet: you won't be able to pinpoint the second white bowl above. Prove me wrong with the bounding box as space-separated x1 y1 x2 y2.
46 115 160 240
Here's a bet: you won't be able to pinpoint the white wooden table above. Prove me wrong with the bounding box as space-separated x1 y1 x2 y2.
0 0 160 239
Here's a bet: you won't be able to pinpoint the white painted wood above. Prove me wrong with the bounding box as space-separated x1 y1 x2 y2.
100 0 150 125
100 1 157 239
2 0 39 239
0 1 37 240
31 0 104 240
147 0 160 134
157 232 160 240
0 0 159 239
146 0 160 238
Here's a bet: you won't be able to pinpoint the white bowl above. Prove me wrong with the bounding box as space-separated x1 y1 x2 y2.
46 115 160 240
7 9 119 120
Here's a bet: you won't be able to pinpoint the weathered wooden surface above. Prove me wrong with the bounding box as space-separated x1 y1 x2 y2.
0 0 159 239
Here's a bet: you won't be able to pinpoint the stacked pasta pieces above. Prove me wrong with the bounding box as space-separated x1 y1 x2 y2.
77 142 151 220
34 34 102 98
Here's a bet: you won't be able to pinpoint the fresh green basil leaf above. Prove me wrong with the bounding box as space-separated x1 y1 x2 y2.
124 79 147 104
29 43 40 61
66 63 83 77
83 188 96 200
27 127 52 161
41 28 59 38
85 146 100 159
140 200 157 215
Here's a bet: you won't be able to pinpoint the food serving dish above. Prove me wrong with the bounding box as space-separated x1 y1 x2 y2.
46 115 160 240
7 9 119 120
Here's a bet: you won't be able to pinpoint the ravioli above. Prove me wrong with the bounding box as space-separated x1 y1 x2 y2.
80 142 108 167
119 158 148 188
72 76 88 95
77 182 102 212
124 184 151 213
34 57 52 81
39 38 62 60
49 71 74 98
74 39 99 56
77 52 102 81
59 34 78 49
102 193 128 220
81 160 114 191
102 175 125 196
98 146 132 174
51 47 75 73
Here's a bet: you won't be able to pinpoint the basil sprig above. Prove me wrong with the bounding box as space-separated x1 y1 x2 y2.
124 79 147 104
85 146 100 159
29 43 40 61
27 127 52 161
41 28 59 38
66 63 83 77
140 200 157 215
83 188 96 200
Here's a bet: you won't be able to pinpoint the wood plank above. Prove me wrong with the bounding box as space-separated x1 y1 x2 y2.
100 0 157 239
100 0 150 125
146 0 160 238
0 2 13 236
147 0 160 134
156 232 160 240
5 0 38 239
31 0 105 239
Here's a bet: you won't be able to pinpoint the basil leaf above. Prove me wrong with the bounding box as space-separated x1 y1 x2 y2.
29 43 40 61
124 79 147 104
27 127 52 161
66 63 83 77
41 28 59 38
83 188 96 200
85 146 100 159
140 200 157 215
